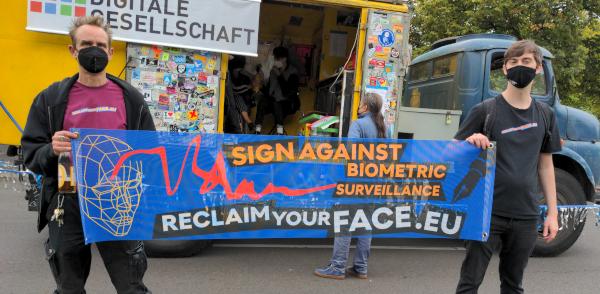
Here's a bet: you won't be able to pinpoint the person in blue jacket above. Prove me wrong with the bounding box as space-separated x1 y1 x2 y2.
314 92 387 280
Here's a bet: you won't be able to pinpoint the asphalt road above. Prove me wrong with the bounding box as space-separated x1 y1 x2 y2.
1 188 599 294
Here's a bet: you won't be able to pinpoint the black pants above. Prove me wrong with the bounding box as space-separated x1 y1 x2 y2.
255 93 291 126
45 195 151 294
456 215 538 294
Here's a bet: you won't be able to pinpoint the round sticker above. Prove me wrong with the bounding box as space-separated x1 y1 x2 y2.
378 29 395 47
391 48 400 58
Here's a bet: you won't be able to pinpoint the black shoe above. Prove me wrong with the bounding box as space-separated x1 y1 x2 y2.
346 267 368 279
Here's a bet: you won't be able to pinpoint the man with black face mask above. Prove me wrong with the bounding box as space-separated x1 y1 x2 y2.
21 16 153 294
454 40 561 294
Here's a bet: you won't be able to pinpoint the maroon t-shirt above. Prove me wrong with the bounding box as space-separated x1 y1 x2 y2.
63 80 127 131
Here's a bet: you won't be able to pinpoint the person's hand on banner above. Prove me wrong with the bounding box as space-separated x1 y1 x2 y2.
465 133 491 149
52 131 79 155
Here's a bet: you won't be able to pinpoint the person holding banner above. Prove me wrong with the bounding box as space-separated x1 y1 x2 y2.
314 93 387 280
21 16 153 294
454 40 561 294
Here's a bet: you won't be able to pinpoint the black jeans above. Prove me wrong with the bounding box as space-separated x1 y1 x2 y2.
255 93 291 126
456 215 538 294
45 195 151 294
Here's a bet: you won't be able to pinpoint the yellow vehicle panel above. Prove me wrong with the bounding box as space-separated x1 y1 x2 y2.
0 0 407 145
0 2 126 146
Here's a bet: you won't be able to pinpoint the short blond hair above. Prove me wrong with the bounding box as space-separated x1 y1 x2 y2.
69 16 112 46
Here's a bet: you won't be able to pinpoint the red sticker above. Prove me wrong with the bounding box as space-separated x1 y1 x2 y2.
188 110 199 121
368 59 386 68
30 1 42 12
369 77 378 86
158 94 170 106
198 73 207 83
75 6 86 17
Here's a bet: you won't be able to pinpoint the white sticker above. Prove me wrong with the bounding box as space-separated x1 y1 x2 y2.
141 89 152 102
207 75 220 88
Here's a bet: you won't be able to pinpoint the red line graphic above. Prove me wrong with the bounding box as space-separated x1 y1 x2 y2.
111 135 336 200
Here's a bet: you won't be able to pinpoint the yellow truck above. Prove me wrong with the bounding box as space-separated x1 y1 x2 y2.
1 0 410 144
1 0 411 257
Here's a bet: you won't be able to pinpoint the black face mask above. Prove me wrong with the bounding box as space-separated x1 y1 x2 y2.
506 65 536 89
77 46 109 74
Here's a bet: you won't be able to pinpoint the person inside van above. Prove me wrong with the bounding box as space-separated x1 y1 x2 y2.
254 46 300 135
224 55 254 133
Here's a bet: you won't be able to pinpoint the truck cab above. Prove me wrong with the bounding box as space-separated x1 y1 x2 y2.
398 33 600 256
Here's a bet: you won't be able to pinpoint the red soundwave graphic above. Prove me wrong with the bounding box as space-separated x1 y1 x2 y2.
111 135 336 200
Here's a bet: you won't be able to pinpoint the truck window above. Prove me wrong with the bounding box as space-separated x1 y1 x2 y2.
489 53 547 96
408 61 430 82
432 55 457 78
404 54 460 110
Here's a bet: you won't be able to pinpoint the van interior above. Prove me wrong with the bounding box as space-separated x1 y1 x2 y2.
231 0 360 136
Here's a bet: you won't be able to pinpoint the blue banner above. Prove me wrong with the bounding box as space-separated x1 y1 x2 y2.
71 129 496 244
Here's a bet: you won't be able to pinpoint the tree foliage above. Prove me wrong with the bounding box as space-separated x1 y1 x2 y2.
409 0 600 118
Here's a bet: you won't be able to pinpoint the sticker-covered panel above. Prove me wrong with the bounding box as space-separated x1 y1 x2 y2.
362 10 411 138
126 44 220 133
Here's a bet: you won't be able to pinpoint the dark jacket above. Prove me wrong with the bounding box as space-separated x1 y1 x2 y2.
266 66 300 113
21 74 156 232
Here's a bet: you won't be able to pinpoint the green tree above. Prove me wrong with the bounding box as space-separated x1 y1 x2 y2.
409 0 600 118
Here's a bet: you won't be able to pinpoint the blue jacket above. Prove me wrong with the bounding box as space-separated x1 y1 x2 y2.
348 113 385 139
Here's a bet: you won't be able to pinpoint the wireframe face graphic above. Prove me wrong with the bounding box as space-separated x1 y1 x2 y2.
77 135 143 236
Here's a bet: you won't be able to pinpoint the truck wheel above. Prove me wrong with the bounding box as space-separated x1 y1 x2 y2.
532 168 586 257
143 240 212 258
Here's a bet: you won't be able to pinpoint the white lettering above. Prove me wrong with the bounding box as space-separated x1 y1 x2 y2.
441 214 462 235
372 207 393 230
178 212 193 230
243 207 250 223
192 211 210 228
349 209 372 232
250 206 270 222
286 211 302 226
395 206 411 228
425 211 441 232
162 215 178 231
333 210 350 233
318 211 331 226
225 208 243 225
272 211 287 226
302 211 317 226
211 210 224 226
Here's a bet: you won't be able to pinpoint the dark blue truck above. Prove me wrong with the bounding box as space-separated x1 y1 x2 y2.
396 34 600 256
